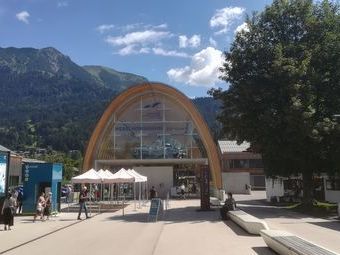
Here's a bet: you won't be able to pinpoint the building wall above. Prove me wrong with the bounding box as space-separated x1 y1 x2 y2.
323 178 340 203
134 166 173 198
222 172 250 194
9 155 22 186
325 190 340 203
221 151 265 191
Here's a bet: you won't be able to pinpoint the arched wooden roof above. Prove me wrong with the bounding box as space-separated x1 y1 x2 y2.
83 82 222 189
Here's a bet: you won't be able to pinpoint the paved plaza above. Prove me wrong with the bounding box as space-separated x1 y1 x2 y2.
0 192 339 255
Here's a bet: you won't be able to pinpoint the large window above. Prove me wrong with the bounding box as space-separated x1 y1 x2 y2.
226 159 263 169
97 94 207 160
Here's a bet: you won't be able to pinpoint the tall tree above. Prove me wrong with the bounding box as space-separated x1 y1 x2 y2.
212 0 340 204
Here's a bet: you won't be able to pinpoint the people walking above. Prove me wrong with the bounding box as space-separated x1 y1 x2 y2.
33 192 46 222
16 190 23 214
77 186 89 220
149 186 157 199
180 183 186 199
44 192 52 220
1 193 17 230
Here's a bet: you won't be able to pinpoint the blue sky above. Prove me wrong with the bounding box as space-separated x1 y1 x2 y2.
0 0 272 97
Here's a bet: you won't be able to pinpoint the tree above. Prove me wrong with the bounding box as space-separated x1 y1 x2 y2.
211 0 340 204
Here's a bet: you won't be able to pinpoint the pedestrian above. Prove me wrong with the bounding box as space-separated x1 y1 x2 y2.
44 192 52 220
180 183 186 199
1 193 16 230
16 190 23 214
33 192 45 222
192 183 197 194
149 186 156 199
67 185 72 203
77 186 90 220
220 192 236 220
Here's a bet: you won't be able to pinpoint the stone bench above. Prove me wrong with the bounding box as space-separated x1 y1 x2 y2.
227 210 269 235
210 197 222 206
260 229 339 255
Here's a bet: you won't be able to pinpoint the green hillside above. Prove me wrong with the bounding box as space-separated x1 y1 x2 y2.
0 46 221 154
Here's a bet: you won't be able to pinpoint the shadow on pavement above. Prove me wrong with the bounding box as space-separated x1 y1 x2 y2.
308 221 340 232
238 203 305 221
102 206 220 224
252 246 277 255
236 199 268 206
222 220 252 237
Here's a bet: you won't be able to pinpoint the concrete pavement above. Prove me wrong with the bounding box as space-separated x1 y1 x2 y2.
2 193 339 255
1 200 275 255
235 191 340 253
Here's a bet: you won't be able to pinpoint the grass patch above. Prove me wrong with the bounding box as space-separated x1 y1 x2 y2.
289 200 338 217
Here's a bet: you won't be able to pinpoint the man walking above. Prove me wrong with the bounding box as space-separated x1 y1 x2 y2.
77 186 90 220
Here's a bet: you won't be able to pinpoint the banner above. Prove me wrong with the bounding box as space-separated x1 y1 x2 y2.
0 153 8 197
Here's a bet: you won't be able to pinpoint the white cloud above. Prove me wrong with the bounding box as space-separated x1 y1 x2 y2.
234 22 249 34
120 23 167 32
178 34 201 48
57 1 68 8
167 47 224 87
152 48 189 58
210 7 245 35
209 37 217 47
106 30 171 46
96 24 115 34
16 11 30 24
116 45 151 56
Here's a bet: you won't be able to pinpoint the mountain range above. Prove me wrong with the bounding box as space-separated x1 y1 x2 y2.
0 46 221 153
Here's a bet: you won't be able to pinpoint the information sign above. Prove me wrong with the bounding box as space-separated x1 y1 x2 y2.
148 198 163 221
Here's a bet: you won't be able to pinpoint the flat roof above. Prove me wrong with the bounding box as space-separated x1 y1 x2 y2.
218 140 250 153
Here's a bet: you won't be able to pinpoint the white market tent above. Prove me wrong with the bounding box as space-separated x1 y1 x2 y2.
71 168 102 184
109 168 135 183
127 169 148 209
127 169 147 182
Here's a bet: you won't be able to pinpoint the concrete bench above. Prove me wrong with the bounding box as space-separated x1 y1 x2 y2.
227 210 269 235
210 197 222 206
260 229 339 255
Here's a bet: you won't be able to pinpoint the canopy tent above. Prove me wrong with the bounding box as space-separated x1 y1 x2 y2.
127 169 147 182
97 169 113 184
126 169 148 210
71 168 102 184
104 169 115 178
109 168 135 183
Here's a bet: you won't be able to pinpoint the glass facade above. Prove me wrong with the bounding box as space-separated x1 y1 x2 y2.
96 93 207 161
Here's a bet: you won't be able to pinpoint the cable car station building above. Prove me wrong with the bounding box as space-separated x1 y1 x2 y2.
84 83 222 199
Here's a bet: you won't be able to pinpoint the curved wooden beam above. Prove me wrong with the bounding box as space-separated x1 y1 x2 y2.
83 82 222 189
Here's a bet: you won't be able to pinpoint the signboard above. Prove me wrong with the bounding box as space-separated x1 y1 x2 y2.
0 153 8 197
200 165 210 210
148 198 163 221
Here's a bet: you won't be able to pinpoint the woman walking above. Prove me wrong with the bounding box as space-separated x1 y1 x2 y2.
44 192 52 220
33 192 45 222
1 193 17 230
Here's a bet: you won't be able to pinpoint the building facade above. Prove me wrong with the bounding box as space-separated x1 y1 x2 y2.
83 83 222 197
219 140 265 194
